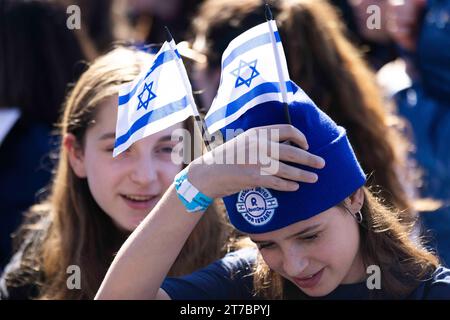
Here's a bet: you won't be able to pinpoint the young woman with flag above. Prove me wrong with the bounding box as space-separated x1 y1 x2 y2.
187 0 421 229
95 94 450 300
0 46 310 299
94 1 450 300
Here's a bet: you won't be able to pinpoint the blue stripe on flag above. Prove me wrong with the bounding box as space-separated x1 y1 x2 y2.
118 50 177 106
115 96 189 148
205 80 297 128
174 48 181 59
222 31 280 70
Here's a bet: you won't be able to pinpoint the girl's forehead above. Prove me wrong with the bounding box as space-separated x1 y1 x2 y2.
249 209 333 242
83 96 119 134
89 98 184 141
96 96 119 122
249 214 323 241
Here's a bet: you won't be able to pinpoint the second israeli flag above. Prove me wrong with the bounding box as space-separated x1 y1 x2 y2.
114 40 198 157
204 20 298 134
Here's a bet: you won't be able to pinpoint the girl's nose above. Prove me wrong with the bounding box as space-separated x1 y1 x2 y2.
282 248 309 278
129 155 158 186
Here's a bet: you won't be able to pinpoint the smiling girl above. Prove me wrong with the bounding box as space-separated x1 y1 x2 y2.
0 47 235 299
95 94 450 300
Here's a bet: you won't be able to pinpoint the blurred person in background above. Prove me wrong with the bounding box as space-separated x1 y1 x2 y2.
0 0 87 272
330 0 399 70
54 0 115 57
384 0 450 266
122 0 205 44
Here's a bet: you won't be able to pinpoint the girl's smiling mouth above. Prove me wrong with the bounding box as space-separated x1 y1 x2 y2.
120 194 160 210
293 268 325 289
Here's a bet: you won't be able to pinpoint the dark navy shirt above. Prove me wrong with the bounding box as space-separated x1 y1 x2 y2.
162 248 255 300
161 248 450 300
0 119 55 272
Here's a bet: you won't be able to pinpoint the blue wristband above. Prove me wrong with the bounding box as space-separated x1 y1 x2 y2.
174 167 213 213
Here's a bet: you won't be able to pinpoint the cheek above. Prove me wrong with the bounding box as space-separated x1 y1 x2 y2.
83 150 125 199
308 238 334 265
156 160 182 186
260 250 283 272
324 223 360 271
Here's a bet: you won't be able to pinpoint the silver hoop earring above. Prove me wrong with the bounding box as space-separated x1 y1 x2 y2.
354 211 363 224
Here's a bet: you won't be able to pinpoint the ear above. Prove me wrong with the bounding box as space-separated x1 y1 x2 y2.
64 133 87 178
344 188 364 214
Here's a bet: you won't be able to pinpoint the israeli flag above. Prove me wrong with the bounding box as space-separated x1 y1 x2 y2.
204 20 298 134
113 40 198 157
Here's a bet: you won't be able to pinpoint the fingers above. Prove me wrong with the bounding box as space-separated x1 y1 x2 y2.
200 124 328 196
256 175 300 192
269 142 325 169
254 124 309 150
260 159 319 183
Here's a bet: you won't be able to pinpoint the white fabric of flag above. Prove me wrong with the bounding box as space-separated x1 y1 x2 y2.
113 40 198 157
204 20 297 134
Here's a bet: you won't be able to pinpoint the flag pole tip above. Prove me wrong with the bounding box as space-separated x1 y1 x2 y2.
264 3 273 21
164 26 173 42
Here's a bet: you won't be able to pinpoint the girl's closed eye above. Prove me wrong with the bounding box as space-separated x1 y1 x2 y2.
154 143 178 158
300 233 319 242
106 146 132 157
156 145 174 154
258 242 277 250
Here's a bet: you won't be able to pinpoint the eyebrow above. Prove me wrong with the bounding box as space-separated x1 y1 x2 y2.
158 135 175 142
98 133 175 142
98 132 116 141
251 224 321 245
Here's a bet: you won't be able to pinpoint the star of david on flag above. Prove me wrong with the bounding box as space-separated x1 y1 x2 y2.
137 81 156 111
231 59 260 88
204 20 298 134
113 40 198 157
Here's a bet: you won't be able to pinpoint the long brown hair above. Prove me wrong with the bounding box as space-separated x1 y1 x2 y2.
6 47 230 299
250 187 439 299
192 0 418 224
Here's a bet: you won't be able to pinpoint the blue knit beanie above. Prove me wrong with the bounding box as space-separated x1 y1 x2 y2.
219 85 366 234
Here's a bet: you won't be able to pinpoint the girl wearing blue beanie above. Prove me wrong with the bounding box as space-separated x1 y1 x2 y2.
96 96 450 300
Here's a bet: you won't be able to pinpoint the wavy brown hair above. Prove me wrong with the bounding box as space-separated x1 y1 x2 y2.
248 187 439 299
5 47 230 299
191 0 418 225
